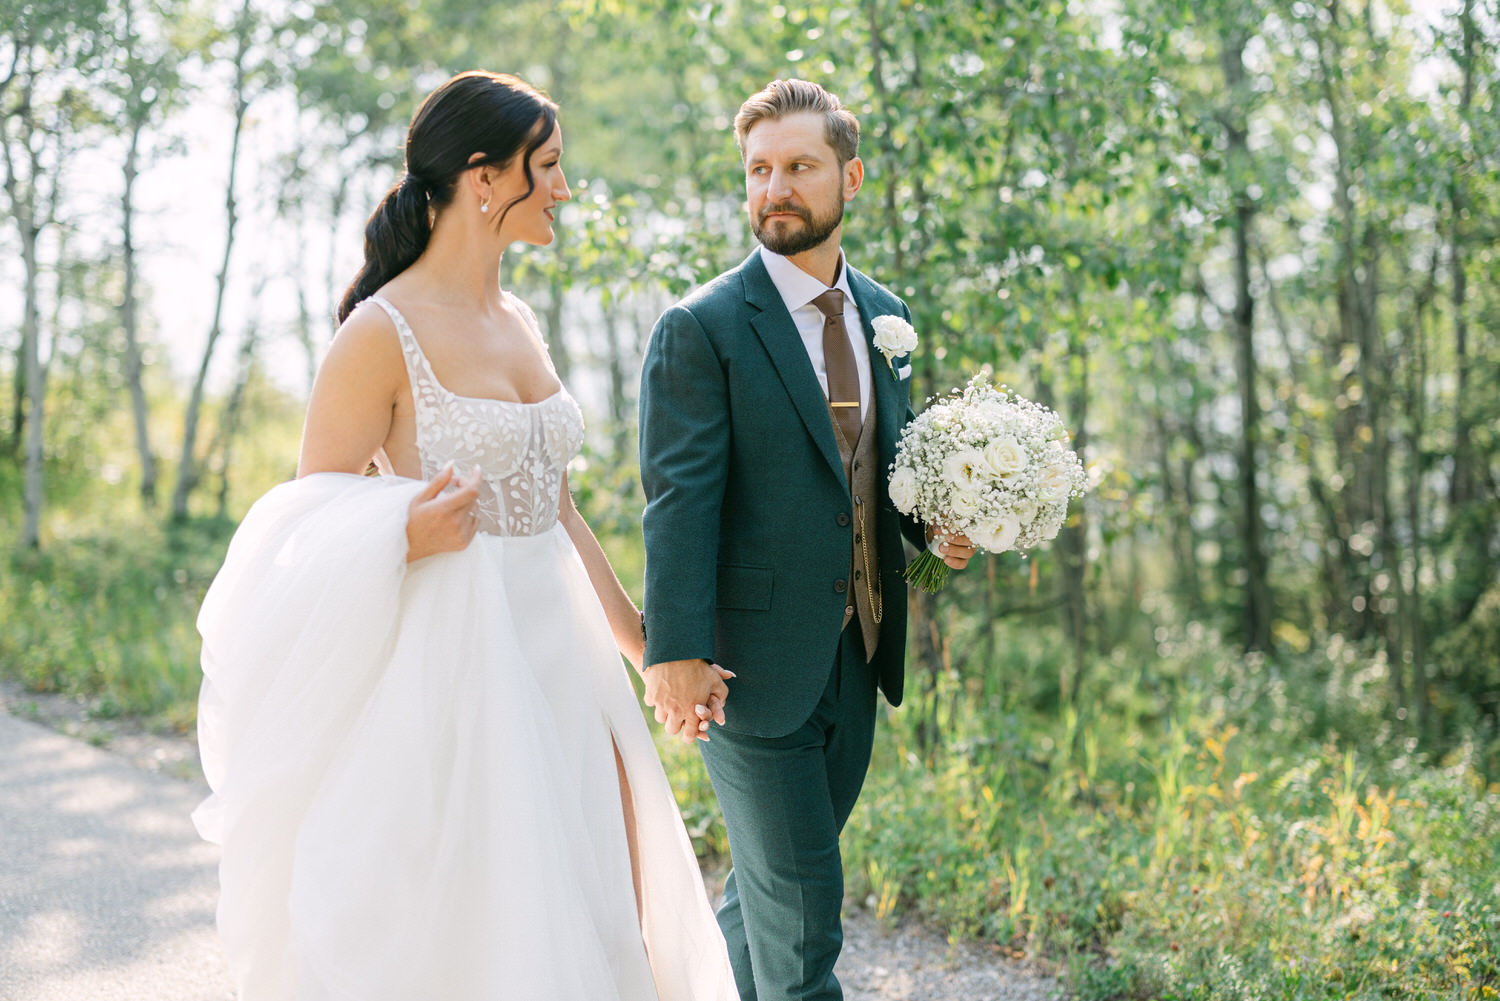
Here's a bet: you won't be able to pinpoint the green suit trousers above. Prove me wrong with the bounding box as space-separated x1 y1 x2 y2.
698 627 877 1001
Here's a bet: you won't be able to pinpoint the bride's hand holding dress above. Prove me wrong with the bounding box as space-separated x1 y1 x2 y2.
404 463 482 561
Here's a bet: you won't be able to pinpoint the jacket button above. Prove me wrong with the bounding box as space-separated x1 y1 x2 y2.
836 513 850 527
834 579 848 593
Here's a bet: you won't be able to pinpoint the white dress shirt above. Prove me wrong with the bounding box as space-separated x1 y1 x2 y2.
758 246 873 425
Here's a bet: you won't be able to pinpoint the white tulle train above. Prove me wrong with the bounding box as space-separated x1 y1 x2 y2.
194 473 735 1001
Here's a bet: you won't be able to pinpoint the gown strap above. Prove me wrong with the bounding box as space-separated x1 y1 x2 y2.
367 294 447 410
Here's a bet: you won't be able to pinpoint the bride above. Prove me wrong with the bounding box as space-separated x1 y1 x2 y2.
192 70 736 1001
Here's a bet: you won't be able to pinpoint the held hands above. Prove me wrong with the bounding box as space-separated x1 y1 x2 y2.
406 463 483 562
642 659 735 745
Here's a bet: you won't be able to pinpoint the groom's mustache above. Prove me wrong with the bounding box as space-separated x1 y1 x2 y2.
758 203 811 225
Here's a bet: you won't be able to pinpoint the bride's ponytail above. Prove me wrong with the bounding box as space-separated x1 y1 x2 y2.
337 175 432 323
336 71 558 324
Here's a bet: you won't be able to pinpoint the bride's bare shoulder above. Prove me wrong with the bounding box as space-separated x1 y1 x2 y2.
324 299 406 374
305 298 409 416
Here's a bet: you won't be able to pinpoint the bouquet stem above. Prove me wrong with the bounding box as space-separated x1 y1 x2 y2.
903 550 950 593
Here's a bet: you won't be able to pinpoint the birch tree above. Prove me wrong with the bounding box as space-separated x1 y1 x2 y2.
170 0 261 521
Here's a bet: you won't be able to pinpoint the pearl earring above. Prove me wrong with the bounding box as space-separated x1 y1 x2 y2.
480 199 490 214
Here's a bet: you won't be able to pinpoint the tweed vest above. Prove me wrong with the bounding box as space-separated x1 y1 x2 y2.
831 398 882 660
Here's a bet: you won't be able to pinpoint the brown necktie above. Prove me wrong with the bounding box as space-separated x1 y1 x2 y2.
812 289 861 448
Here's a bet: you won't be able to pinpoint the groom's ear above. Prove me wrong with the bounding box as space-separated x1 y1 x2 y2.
842 156 864 203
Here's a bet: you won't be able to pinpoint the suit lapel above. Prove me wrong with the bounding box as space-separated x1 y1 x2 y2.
739 251 847 486
846 267 904 473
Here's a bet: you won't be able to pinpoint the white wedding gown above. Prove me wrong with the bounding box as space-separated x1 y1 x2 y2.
193 294 736 1001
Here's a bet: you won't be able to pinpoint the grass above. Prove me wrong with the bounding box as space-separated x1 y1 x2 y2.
838 626 1500 1000
0 515 233 732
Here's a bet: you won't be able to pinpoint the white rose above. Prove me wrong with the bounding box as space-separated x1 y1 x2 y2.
1011 498 1039 527
1040 462 1074 501
982 438 1027 479
887 466 919 514
871 315 918 359
949 488 983 521
975 515 1021 553
943 449 985 490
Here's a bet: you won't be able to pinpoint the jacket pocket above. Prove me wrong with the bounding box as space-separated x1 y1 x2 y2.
717 563 774 610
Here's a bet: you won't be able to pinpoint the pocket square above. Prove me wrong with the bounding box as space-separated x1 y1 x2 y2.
896 363 912 380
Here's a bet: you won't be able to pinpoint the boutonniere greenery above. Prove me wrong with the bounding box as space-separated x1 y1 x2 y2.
871 315 917 380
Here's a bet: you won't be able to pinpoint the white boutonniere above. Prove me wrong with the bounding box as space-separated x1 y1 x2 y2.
871 315 918 379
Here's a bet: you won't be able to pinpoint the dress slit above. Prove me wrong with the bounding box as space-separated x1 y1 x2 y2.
613 733 646 927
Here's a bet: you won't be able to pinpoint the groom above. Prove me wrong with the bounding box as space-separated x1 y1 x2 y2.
638 79 974 1000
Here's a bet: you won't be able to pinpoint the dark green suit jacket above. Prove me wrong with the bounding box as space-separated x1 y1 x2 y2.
639 250 925 739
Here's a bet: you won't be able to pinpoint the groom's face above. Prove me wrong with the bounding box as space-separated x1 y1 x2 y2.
743 112 861 257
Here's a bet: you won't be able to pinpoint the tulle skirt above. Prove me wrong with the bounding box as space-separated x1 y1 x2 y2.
193 473 735 1001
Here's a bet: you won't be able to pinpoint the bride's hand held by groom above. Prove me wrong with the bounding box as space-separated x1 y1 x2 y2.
642 659 734 746
405 463 483 562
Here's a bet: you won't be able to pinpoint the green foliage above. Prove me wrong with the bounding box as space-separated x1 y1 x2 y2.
839 620 1500 1000
0 517 229 728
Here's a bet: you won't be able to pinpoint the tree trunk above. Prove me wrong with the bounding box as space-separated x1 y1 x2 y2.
1058 341 1090 702
1318 0 1405 713
1221 26 1272 653
121 111 158 506
1447 0 1489 621
294 254 318 397
325 169 351 334
8 337 23 459
542 263 572 385
212 310 261 519
602 303 631 457
1405 249 1441 738
171 1 252 521
3 61 46 548
3 50 27 461
17 169 44 549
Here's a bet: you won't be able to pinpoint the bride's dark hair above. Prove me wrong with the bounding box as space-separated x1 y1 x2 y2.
337 70 558 323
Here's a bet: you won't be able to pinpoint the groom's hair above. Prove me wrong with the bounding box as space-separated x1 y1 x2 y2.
734 79 860 166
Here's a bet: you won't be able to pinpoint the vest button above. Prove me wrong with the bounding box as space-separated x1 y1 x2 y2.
836 512 850 527
834 579 848 593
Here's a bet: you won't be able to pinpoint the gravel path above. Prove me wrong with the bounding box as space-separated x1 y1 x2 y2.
0 709 232 1001
0 685 1063 1001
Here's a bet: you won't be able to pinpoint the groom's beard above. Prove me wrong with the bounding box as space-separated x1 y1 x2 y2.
753 199 843 256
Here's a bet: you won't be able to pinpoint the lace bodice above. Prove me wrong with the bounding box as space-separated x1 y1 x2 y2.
371 294 584 537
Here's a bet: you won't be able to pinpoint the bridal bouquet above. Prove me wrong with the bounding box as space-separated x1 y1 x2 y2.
889 375 1087 592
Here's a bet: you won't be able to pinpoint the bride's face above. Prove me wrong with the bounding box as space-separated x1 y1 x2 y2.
492 122 569 246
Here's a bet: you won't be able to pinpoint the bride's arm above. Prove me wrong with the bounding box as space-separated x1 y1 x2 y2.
297 303 404 477
297 302 480 561
557 472 647 672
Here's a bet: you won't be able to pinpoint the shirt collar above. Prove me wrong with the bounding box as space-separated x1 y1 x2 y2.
758 245 855 314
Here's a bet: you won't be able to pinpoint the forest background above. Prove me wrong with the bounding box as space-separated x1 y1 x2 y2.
2 0 1498 997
